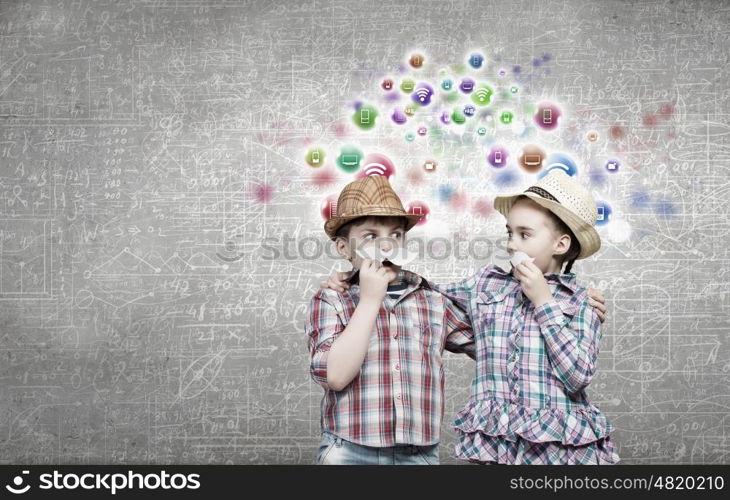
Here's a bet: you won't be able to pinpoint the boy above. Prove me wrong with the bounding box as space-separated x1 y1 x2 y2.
306 174 475 465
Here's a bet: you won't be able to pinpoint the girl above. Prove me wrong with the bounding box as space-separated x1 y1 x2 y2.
443 169 619 464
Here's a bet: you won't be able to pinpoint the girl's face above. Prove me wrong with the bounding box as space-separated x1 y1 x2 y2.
505 198 571 274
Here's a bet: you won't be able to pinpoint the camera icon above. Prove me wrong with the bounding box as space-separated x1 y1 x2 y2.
6 470 31 494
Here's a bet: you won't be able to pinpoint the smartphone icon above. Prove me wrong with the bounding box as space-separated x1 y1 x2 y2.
543 109 552 124
494 151 502 164
311 151 320 164
360 109 370 124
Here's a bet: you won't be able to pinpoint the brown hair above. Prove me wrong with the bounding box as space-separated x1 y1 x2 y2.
334 215 408 240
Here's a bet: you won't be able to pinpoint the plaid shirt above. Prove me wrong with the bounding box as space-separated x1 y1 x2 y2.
306 269 475 447
436 264 617 463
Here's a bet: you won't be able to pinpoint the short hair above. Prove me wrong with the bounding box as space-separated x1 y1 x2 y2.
334 215 408 240
514 196 581 273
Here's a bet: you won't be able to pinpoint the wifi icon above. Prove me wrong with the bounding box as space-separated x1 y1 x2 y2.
538 153 578 178
356 153 395 179
411 83 433 106
471 84 493 106
364 162 387 176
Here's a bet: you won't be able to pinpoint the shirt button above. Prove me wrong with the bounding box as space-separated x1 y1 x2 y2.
394 364 400 371
396 394 402 400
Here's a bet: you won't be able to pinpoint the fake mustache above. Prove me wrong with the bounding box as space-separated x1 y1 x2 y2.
356 246 417 266
510 251 535 267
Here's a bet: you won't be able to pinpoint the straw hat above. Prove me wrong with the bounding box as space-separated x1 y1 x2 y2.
324 175 422 240
493 169 601 259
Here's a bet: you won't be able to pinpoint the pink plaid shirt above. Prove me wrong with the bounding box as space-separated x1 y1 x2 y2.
306 269 475 447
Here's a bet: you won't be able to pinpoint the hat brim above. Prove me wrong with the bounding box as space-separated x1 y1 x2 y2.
494 193 601 260
324 208 422 240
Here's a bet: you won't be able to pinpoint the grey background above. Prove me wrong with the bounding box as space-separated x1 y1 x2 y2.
0 0 728 464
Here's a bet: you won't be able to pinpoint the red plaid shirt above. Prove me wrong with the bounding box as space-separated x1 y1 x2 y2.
306 269 474 447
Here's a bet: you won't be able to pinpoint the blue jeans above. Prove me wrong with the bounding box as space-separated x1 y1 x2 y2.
315 431 440 465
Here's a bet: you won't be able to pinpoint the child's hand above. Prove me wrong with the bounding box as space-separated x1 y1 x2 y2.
586 288 607 323
320 270 354 293
514 261 553 307
359 259 397 303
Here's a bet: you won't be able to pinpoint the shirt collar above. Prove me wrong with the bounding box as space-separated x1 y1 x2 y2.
477 265 580 305
491 264 578 290
346 268 431 291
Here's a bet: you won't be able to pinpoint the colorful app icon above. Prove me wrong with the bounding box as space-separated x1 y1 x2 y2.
471 84 493 106
391 107 407 124
534 102 562 130
381 78 393 90
451 109 466 124
409 53 424 68
412 83 434 106
405 132 416 141
404 104 416 117
441 78 453 91
336 146 363 173
406 200 430 225
595 201 612 226
487 146 509 168
423 159 437 172
477 126 487 136
605 159 620 172
538 153 578 178
400 78 415 93
460 78 475 93
469 53 484 69
587 130 598 142
320 194 339 220
353 104 378 130
440 111 451 124
463 104 475 117
499 111 514 124
306 147 325 167
417 126 427 136
356 153 396 179
518 144 546 173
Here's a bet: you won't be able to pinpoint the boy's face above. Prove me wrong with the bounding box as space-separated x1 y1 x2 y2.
505 198 570 274
336 218 406 274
